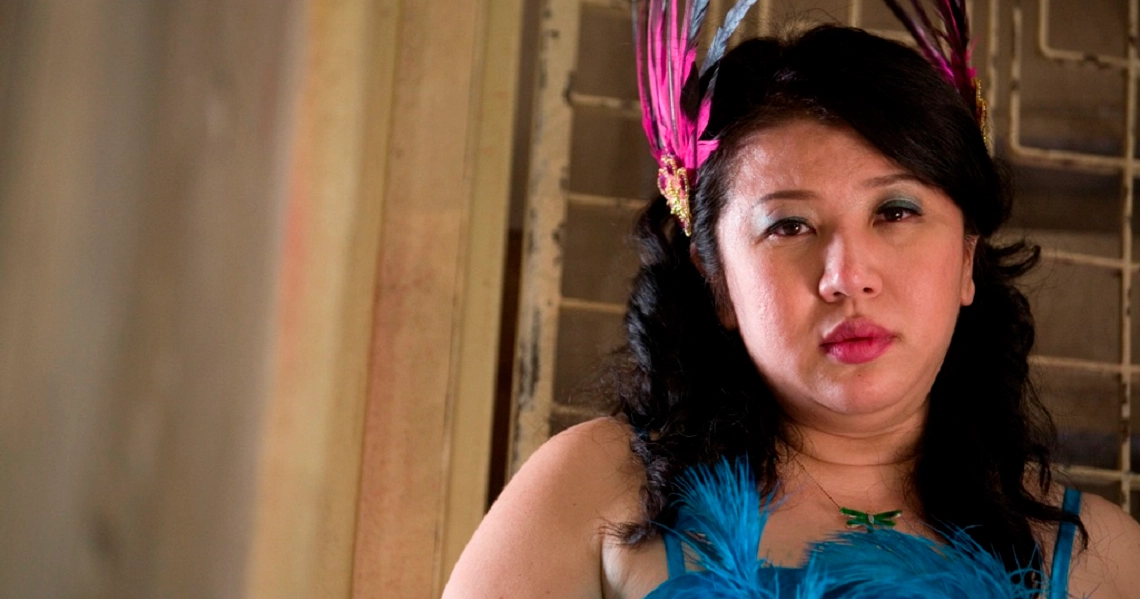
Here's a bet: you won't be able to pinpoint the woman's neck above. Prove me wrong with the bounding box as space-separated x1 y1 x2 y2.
781 397 928 468
768 401 929 533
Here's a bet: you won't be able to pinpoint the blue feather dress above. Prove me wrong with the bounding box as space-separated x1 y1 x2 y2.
646 460 1082 599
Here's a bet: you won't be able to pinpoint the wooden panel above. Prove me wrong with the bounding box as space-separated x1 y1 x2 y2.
352 0 476 588
351 0 520 597
438 0 525 588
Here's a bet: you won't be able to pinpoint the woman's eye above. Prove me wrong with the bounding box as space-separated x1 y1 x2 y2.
767 218 811 237
877 200 922 223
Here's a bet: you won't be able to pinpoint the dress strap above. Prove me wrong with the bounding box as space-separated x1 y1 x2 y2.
663 531 686 578
1049 487 1082 599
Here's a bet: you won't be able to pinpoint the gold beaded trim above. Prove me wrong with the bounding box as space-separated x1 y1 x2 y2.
973 77 992 154
657 155 693 236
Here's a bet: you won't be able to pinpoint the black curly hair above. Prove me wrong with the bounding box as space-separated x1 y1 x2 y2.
610 24 1084 582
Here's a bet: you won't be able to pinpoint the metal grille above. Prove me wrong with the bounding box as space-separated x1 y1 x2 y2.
509 0 1140 517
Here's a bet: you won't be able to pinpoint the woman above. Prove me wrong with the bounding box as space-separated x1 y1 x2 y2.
444 6 1140 598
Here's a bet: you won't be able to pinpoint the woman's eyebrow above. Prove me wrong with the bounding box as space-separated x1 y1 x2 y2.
754 173 922 204
758 189 818 203
861 173 922 188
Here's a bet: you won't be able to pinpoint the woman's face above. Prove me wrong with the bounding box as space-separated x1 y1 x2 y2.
716 120 976 431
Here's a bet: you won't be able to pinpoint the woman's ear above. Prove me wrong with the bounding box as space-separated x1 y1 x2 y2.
960 235 978 306
689 243 708 277
718 300 739 330
690 243 738 329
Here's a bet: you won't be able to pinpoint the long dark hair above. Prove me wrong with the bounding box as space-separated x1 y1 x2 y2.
611 24 1083 579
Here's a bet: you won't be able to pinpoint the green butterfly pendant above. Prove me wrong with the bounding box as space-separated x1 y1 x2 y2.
840 507 903 531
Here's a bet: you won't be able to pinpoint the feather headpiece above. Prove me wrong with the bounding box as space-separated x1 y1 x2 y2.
883 0 991 150
633 0 758 236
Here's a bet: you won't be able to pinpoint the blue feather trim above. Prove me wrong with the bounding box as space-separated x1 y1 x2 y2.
700 0 760 76
648 459 1058 599
688 0 711 44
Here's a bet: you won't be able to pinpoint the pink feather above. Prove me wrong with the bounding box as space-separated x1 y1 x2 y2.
885 0 982 123
634 0 720 178
634 0 759 234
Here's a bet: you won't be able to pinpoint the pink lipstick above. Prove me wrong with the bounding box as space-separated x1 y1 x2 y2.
820 319 895 365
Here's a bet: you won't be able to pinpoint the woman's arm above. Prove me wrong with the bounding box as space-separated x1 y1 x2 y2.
1066 492 1140 598
442 418 640 599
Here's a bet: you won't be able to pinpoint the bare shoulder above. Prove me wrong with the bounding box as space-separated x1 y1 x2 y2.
1065 490 1140 598
498 417 643 518
522 416 641 487
442 417 642 599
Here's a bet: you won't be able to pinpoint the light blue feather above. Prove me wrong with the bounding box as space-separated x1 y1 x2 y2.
652 459 788 598
672 459 767 575
699 0 760 76
649 459 1062 599
688 0 712 43
797 527 1044 598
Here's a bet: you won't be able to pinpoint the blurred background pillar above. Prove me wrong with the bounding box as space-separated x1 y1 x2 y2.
0 0 303 597
0 0 520 597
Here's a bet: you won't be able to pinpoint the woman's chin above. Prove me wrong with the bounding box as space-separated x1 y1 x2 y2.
810 383 926 420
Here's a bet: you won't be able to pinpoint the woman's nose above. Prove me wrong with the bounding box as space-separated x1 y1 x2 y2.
817 230 882 301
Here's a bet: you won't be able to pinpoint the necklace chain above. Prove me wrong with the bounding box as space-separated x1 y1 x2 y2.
792 455 843 511
791 454 904 531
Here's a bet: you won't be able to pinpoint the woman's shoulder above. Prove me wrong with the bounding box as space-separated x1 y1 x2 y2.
442 417 644 598
529 416 642 481
1064 489 1140 598
513 417 645 514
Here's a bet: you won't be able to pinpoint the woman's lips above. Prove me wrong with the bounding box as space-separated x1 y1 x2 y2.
820 319 896 365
